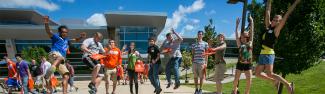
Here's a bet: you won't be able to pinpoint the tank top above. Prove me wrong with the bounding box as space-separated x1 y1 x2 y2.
127 53 138 70
260 25 276 54
239 43 252 63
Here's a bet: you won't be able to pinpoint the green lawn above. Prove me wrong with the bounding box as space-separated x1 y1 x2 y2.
185 61 325 94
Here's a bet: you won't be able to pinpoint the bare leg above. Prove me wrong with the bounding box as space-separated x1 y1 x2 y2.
112 79 117 94
92 65 101 83
265 65 292 94
193 65 198 89
62 74 69 94
255 65 275 82
244 70 252 94
199 68 205 89
232 70 241 94
216 80 222 94
104 76 110 94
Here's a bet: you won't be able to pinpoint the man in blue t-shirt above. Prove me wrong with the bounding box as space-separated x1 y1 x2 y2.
43 16 85 94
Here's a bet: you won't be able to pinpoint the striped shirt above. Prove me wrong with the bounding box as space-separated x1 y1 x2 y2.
192 41 209 64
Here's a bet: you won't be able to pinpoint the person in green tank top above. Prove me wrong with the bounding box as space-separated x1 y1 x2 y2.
232 15 254 94
255 0 301 94
122 42 141 94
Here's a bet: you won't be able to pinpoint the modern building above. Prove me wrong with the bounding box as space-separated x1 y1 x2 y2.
0 8 167 72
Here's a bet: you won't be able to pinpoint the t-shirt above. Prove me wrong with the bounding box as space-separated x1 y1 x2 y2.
214 41 226 64
82 38 105 57
101 47 122 68
30 64 41 77
41 61 51 76
7 60 17 78
147 45 161 64
161 40 182 57
16 60 29 78
51 34 69 57
127 51 140 70
192 41 209 64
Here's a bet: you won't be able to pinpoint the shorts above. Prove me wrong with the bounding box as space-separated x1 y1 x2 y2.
48 51 69 75
83 56 100 69
214 63 226 81
192 63 204 78
104 68 117 82
236 62 253 71
48 51 65 63
258 54 275 65
6 78 21 88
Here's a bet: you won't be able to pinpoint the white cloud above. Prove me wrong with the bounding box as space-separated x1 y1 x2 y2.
0 0 59 11
158 0 205 42
205 10 216 16
229 31 240 38
118 6 124 10
59 0 74 3
86 13 107 26
184 24 194 31
221 19 230 24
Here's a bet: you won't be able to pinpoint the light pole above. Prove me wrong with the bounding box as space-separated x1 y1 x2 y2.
227 0 248 33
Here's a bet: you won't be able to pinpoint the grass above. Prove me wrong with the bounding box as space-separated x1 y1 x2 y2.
185 61 325 94
177 63 237 80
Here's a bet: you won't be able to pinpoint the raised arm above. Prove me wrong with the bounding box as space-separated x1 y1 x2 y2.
275 0 301 37
43 16 53 38
171 28 183 42
121 44 128 55
265 0 272 27
249 15 254 44
235 18 241 48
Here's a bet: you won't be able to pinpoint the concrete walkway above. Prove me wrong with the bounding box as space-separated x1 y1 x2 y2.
69 80 208 94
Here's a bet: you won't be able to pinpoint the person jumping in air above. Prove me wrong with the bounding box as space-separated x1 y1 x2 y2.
255 0 301 94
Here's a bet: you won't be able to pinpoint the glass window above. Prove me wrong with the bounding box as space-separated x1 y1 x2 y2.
0 40 6 58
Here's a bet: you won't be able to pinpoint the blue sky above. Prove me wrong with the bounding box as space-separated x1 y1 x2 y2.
0 0 261 40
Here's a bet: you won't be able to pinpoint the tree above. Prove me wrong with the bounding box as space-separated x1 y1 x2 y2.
249 0 325 93
21 47 48 64
203 19 218 70
181 50 192 83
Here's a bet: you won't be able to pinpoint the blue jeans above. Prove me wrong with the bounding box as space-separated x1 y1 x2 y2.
21 76 29 94
148 63 160 90
165 57 182 85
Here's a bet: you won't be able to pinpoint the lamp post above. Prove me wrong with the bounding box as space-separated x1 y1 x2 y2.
227 0 248 33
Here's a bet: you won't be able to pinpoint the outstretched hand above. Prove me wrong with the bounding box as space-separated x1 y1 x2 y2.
249 15 253 22
43 16 49 24
236 18 241 26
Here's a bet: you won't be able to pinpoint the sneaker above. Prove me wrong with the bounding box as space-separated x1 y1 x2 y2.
88 82 97 92
194 88 198 94
88 89 96 94
166 83 172 88
173 84 180 89
198 89 202 94
156 88 162 94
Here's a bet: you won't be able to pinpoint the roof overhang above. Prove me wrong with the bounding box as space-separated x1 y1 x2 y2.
0 25 107 40
0 8 57 25
104 11 167 36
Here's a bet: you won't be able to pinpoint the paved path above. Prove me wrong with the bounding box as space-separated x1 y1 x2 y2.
67 80 206 94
